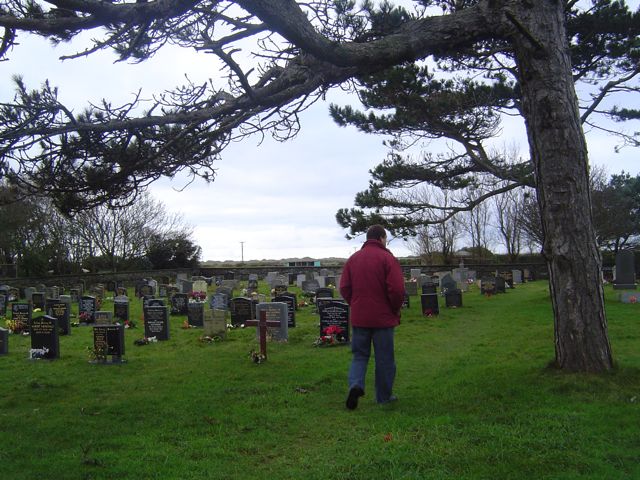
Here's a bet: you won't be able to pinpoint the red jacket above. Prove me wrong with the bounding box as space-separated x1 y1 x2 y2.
339 239 405 328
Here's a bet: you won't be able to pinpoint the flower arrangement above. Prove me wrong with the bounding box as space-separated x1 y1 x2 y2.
189 291 207 302
5 319 27 334
314 325 347 347
181 320 194 329
134 336 157 346
249 349 266 364
29 347 49 359
124 319 136 329
86 345 107 362
199 335 223 344
78 311 93 323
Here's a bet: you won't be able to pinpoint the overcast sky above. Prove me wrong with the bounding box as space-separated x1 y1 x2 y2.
1 4 638 262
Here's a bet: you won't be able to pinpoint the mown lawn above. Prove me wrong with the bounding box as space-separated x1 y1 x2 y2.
1 280 638 479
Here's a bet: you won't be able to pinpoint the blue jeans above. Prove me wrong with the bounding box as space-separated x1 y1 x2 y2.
348 327 396 403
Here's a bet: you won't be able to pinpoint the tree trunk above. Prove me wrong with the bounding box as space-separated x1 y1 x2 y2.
513 1 613 372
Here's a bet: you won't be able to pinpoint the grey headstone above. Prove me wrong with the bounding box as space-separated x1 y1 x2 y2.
255 302 288 341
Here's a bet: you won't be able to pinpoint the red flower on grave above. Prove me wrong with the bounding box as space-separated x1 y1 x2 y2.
630 296 637 304
322 325 344 336
423 309 434 317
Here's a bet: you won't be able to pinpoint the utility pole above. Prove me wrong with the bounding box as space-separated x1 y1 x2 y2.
240 241 245 263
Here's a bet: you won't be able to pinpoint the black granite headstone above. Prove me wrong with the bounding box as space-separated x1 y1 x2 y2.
93 324 125 362
143 305 170 340
0 328 8 355
318 300 350 343
229 297 253 326
420 294 439 316
30 315 59 359
272 295 296 327
45 299 71 335
79 296 97 323
187 302 204 327
445 289 463 308
170 293 189 315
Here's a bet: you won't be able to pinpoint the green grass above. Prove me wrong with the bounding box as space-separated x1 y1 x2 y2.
1 281 639 479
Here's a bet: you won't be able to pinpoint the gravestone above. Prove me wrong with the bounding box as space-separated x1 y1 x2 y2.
0 328 8 355
315 287 334 299
203 309 227 338
229 297 254 326
113 295 130 322
216 286 234 299
24 287 36 302
410 268 422 280
94 311 113 325
12 303 32 333
402 292 410 309
296 274 306 289
8 287 19 302
139 284 154 297
93 324 125 363
512 269 523 285
209 293 229 311
192 280 208 294
69 288 80 303
272 284 286 295
187 301 205 327
31 291 45 311
278 292 298 311
422 282 437 295
79 296 97 323
495 276 506 294
148 279 158 296
272 295 296 327
0 294 6 317
301 279 320 293
480 278 496 295
255 302 288 341
318 300 350 343
147 298 165 307
404 281 418 296
420 294 439 316
439 274 458 295
30 315 59 359
247 279 259 292
170 293 189 315
613 250 637 290
445 289 463 308
45 298 71 335
144 305 170 340
499 271 514 288
158 284 169 297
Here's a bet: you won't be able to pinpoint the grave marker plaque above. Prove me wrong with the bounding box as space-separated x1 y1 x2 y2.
30 315 59 359
144 305 170 340
0 328 8 355
422 283 437 295
318 301 350 343
614 250 637 290
301 280 320 293
480 278 496 295
0 294 6 317
93 324 125 363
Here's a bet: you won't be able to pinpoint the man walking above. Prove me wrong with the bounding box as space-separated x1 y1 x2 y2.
339 225 405 409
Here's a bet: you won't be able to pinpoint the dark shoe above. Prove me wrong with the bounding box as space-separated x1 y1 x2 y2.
346 386 365 410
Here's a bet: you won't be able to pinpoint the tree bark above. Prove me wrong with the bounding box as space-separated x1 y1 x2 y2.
513 1 613 371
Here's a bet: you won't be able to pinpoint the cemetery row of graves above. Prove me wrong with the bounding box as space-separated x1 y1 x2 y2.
0 265 554 364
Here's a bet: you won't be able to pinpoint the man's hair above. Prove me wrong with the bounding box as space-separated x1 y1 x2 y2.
366 224 387 241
